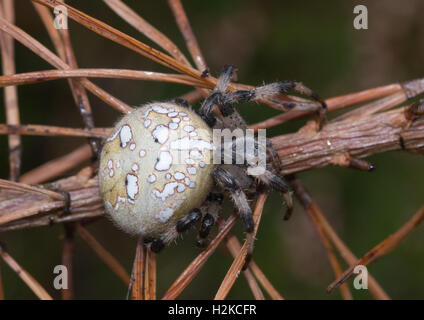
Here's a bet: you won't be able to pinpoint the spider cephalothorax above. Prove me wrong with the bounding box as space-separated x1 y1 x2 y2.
99 65 326 259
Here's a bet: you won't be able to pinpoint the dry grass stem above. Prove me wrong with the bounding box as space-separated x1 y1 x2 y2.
250 83 403 130
0 16 133 114
103 0 191 66
225 234 265 300
214 193 268 300
32 0 206 82
0 69 208 88
144 249 157 300
0 178 65 200
248 261 284 300
20 144 92 185
327 204 424 293
289 177 352 299
0 0 21 181
167 0 207 72
0 123 109 139
290 178 390 300
76 224 130 285
162 214 238 300
130 237 145 300
0 244 52 300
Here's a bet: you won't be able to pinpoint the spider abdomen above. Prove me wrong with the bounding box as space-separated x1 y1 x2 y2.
99 102 214 243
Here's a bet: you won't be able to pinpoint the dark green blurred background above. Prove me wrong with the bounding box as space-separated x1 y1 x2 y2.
0 0 423 299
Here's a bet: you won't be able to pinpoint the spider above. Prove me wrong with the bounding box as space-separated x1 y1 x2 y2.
98 65 326 263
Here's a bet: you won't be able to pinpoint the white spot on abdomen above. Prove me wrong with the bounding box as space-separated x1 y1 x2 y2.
155 151 173 171
126 173 138 200
120 125 132 148
152 125 169 144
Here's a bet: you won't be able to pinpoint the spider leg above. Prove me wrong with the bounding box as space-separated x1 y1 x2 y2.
200 65 327 130
211 166 254 233
176 208 202 233
196 192 223 248
149 238 165 253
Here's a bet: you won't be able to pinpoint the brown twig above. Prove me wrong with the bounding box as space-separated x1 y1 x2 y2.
0 16 133 114
167 0 207 72
0 124 109 138
250 83 403 130
178 89 204 104
0 170 101 228
272 107 424 175
130 237 145 300
58 1 98 154
289 176 352 299
225 234 265 300
0 243 52 300
327 204 424 294
248 261 284 300
0 0 21 181
31 0 208 83
76 224 130 285
0 178 65 201
162 214 238 300
290 177 390 300
0 69 208 88
214 193 268 300
20 144 92 185
144 249 156 300
103 0 190 66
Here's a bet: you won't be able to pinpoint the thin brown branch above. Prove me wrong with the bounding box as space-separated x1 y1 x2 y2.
31 0 208 83
272 106 424 175
248 261 284 300
0 69 207 88
0 244 52 300
162 214 238 300
178 89 204 104
289 176 352 299
131 237 145 300
167 0 207 72
103 0 191 66
335 91 406 122
76 225 130 285
0 16 133 114
0 0 21 181
0 169 101 229
32 2 66 59
20 144 92 184
57 1 98 154
290 178 390 300
61 224 75 300
250 83 403 130
0 124 109 139
144 249 156 300
33 1 95 147
0 178 65 201
327 204 424 294
215 193 268 300
225 234 264 300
